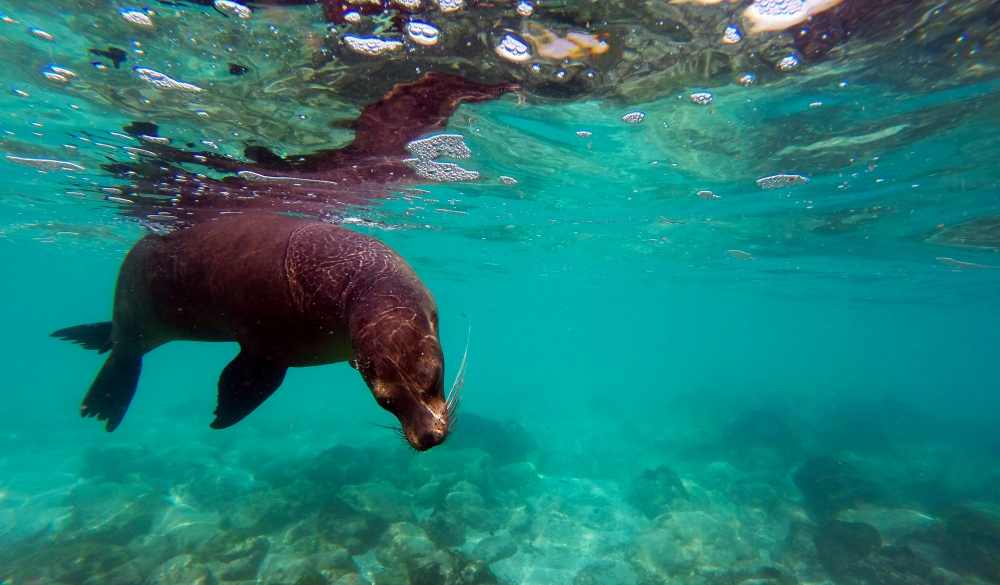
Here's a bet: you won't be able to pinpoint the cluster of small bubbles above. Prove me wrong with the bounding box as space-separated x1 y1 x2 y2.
576 130 592 137
404 159 479 181
123 146 156 158
139 134 170 145
406 134 472 159
29 27 53 41
499 176 518 185
343 35 404 56
516 1 533 16
41 65 76 83
755 173 809 190
134 67 204 92
5 155 85 172
622 111 645 124
737 72 756 86
406 21 439 46
696 190 720 200
344 11 361 23
213 0 252 18
120 9 153 27
496 34 531 62
727 249 755 261
690 91 713 105
723 25 741 44
436 0 463 12
392 0 422 9
777 54 800 71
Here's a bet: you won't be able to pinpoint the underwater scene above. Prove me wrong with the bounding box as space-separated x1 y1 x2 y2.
2 0 1000 584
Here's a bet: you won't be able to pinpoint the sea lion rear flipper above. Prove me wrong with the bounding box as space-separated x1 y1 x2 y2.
211 350 288 429
51 322 113 353
81 351 142 431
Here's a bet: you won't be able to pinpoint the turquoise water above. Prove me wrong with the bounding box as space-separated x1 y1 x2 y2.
3 1 1000 584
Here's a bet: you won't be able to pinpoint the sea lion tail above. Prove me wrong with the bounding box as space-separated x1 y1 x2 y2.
81 351 142 432
50 322 113 353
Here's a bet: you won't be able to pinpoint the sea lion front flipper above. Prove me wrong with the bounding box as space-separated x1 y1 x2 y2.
81 351 142 432
211 350 288 429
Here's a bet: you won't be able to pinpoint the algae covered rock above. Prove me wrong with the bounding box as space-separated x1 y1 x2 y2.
628 464 689 518
722 410 805 471
792 457 896 518
145 554 216 585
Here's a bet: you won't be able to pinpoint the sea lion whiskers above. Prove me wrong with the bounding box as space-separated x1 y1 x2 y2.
444 326 470 437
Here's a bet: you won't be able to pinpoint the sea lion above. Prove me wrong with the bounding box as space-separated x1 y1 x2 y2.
52 213 457 451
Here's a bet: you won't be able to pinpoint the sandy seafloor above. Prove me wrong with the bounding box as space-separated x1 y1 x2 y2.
3 235 1000 585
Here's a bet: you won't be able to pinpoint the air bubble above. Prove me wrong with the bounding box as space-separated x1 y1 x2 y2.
622 111 645 124
737 72 756 86
343 35 404 56
406 134 472 160
516 1 533 16
690 91 713 105
777 54 800 71
214 0 252 18
756 173 809 190
134 67 204 92
120 9 153 27
496 34 531 62
406 21 440 46
437 0 463 12
723 25 741 44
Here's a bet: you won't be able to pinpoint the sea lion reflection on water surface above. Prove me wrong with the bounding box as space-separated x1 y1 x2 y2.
52 214 459 451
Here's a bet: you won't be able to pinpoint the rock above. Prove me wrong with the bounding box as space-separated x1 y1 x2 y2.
153 505 222 555
317 499 388 555
217 536 269 581
408 551 500 585
338 481 414 524
627 465 689 518
792 457 896 518
444 484 502 531
83 561 145 585
80 444 166 484
376 522 438 564
300 445 379 489
494 461 541 492
572 560 639 585
312 544 358 582
722 410 804 471
814 520 882 574
258 550 326 585
442 412 539 465
726 479 780 511
473 533 517 563
63 482 165 545
145 554 216 585
939 508 1000 583
628 511 754 579
221 490 298 535
421 507 466 548
330 575 372 585
837 507 937 545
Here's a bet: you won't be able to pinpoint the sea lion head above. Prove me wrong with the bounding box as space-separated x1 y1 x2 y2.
353 304 450 451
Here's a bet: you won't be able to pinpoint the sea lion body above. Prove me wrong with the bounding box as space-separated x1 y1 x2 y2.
54 214 450 450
